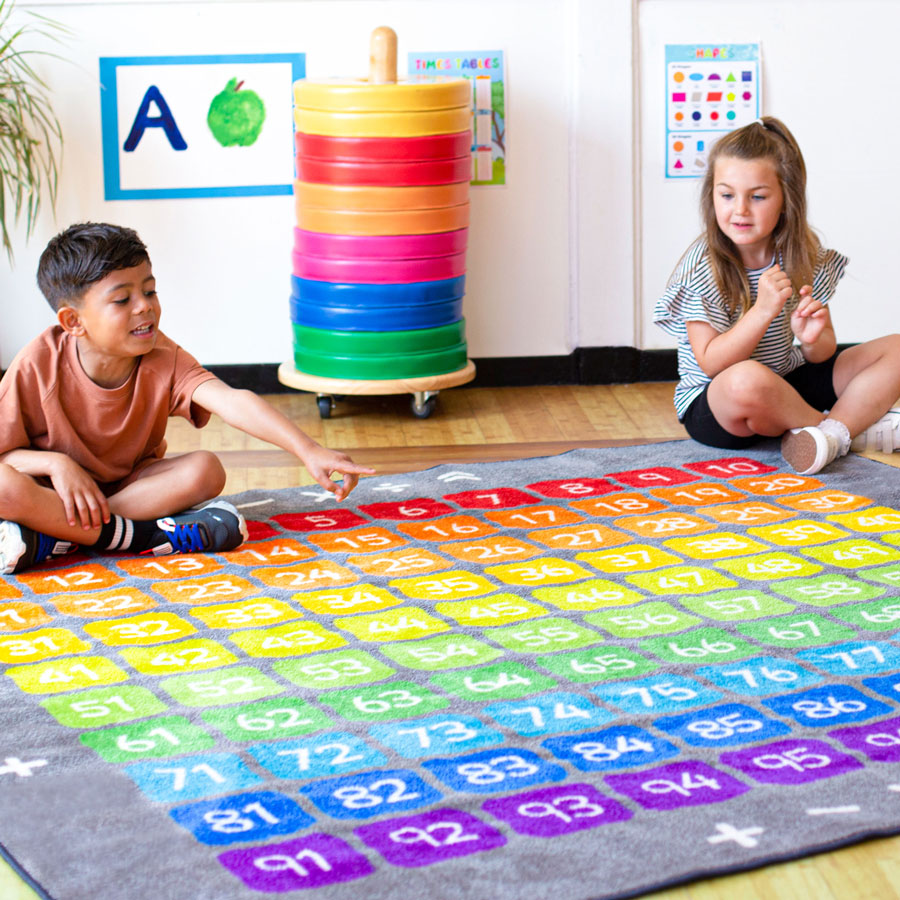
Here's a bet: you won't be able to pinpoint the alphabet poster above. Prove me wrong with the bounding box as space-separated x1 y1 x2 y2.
665 44 760 179
407 51 506 186
99 54 305 200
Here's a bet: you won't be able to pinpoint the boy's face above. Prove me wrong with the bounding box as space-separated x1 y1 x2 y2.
59 260 161 362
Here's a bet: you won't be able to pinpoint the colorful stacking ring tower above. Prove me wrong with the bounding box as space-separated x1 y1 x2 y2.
279 26 476 418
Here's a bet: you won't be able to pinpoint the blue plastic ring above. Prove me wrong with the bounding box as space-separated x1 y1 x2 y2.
290 274 465 309
290 295 463 331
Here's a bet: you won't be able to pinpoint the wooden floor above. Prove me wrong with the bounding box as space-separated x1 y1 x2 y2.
5 382 900 900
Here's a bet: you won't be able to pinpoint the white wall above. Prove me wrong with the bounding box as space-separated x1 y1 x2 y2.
3 0 896 372
639 0 900 349
0 0 638 369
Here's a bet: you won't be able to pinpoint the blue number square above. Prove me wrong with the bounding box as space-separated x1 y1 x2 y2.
170 790 314 845
369 715 504 757
696 656 822 696
422 748 565 794
862 673 900 704
763 684 892 727
591 674 720 714
248 732 385 780
300 769 442 819
542 725 680 771
796 642 900 677
484 692 614 736
652 702 790 747
124 753 261 802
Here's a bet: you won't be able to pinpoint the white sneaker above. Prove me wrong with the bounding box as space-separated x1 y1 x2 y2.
781 426 840 475
851 409 900 452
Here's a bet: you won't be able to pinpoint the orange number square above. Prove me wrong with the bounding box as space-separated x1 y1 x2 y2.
613 512 715 537
153 574 261 605
222 538 315 567
117 555 222 580
484 505 584 529
0 581 21 601
250 561 358 592
527 524 631 551
0 602 52 631
346 550 452 578
776 491 873 514
397 515 498 542
18 564 123 595
51 588 158 618
440 536 543 565
702 502 796 525
650 482 746 506
571 493 669 517
307 527 408 554
731 473 824 496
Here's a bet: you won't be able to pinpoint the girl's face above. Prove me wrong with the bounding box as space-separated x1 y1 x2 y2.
712 155 784 267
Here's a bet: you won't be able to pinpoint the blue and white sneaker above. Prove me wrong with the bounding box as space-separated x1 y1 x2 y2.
0 521 77 574
144 501 248 556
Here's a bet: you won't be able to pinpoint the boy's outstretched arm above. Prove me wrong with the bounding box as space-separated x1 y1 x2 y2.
191 379 376 501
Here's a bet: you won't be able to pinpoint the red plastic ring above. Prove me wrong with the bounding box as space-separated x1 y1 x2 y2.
295 131 472 162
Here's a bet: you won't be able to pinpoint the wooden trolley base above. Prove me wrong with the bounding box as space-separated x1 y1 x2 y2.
277 360 476 418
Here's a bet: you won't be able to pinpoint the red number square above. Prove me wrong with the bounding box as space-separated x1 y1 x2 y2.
683 458 779 478
443 488 541 509
272 510 370 532
357 498 456 520
607 467 702 488
526 478 620 498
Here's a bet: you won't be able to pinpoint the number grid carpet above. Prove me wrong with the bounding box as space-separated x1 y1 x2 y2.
3 441 900 899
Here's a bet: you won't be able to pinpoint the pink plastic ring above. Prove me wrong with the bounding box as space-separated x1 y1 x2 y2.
291 250 467 284
294 228 468 260
295 155 472 187
295 131 472 162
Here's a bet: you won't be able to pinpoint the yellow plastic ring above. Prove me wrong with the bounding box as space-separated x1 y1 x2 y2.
294 78 471 112
293 107 471 138
294 180 469 211
295 203 470 236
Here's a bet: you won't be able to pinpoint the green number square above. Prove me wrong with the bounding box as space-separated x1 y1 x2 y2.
41 685 167 728
201 698 333 741
643 627 760 664
858 563 900 588
273 651 395 689
318 680 449 722
531 579 645 610
678 590 793 621
431 662 556 700
79 715 215 762
827 599 900 632
379 635 502 671
770 574 885 606
535 646 657 683
487 617 602 653
585 601 700 637
736 614 857 648
627 565 736 595
802 540 900 570
161 665 283 707
715 553 821 581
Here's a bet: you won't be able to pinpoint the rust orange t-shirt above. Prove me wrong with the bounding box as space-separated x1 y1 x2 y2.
0 326 217 486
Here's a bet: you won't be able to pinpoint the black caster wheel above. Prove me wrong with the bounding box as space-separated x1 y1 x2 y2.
317 395 334 419
411 393 437 418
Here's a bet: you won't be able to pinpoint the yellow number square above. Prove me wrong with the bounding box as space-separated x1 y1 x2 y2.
293 585 402 616
435 594 548 627
0 627 90 664
335 607 451 642
828 507 900 534
485 557 594 586
120 639 238 675
83 613 197 646
532 579 645 610
748 519 849 546
7 656 128 694
577 544 682 573
188 598 301 629
228 622 346 658
665 532 770 559
627 566 737 595
390 570 497 601
716 552 822 581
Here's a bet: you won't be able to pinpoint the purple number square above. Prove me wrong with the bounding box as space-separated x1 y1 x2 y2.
829 715 900 763
355 808 505 868
720 738 864 785
605 760 748 810
482 783 633 837
218 833 374 892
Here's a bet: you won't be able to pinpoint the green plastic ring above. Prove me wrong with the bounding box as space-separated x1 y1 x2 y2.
292 344 469 379
292 321 465 355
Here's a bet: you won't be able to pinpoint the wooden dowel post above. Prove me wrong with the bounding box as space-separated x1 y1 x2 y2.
369 26 397 84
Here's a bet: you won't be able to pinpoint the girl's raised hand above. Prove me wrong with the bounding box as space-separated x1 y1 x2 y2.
790 284 829 345
756 263 794 319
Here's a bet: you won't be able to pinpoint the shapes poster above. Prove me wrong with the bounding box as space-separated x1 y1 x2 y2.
407 51 506 186
665 44 761 179
99 54 305 200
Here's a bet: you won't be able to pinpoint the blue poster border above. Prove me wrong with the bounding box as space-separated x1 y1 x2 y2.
99 53 305 200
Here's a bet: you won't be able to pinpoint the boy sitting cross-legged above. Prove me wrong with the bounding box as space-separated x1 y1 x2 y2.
0 222 375 573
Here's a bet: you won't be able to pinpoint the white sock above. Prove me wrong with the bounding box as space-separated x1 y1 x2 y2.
818 418 851 457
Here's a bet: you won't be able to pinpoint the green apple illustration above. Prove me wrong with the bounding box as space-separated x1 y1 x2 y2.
207 77 266 147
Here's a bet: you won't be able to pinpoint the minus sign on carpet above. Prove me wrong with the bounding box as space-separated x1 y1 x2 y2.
806 806 861 815
235 499 276 509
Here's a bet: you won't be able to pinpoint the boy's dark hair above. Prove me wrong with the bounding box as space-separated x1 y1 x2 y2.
37 222 150 311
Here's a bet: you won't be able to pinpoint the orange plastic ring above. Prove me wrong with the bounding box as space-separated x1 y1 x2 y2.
295 203 470 236
294 180 469 211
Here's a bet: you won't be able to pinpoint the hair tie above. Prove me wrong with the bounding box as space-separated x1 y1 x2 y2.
756 117 767 128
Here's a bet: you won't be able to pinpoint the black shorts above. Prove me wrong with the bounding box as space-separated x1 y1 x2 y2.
680 353 840 449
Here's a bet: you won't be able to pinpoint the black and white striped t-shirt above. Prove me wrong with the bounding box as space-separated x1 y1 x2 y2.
653 241 849 419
